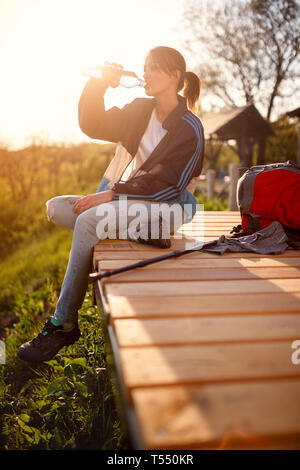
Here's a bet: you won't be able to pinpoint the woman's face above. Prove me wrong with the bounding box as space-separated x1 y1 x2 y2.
143 54 180 97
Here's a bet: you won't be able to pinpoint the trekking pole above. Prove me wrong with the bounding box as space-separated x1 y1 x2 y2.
88 239 219 283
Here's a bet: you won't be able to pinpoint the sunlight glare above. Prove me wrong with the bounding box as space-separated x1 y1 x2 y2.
0 0 185 148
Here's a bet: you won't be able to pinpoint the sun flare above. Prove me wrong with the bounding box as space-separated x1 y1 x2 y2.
0 0 185 148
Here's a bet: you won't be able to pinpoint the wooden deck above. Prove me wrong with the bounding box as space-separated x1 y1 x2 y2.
93 211 300 450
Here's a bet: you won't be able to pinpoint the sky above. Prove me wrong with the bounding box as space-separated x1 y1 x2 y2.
0 0 191 149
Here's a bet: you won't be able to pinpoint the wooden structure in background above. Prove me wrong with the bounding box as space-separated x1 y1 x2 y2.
93 210 300 449
200 104 273 168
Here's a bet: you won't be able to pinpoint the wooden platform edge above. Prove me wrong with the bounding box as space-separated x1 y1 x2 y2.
93 279 146 450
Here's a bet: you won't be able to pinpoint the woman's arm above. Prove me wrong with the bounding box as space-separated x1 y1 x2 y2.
78 76 136 143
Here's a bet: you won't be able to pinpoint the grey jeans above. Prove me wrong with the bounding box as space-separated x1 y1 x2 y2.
46 195 184 326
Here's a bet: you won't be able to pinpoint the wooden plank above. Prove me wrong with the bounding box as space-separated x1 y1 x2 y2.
94 238 224 251
102 266 300 283
114 314 300 347
187 222 239 226
131 381 300 449
179 222 239 225
177 220 237 224
107 293 300 319
182 223 240 227
197 211 240 214
98 256 300 270
196 211 240 213
193 212 240 216
94 226 244 251
94 237 298 252
177 223 232 226
94 249 300 260
119 341 300 388
178 219 238 222
93 230 238 242
180 219 236 222
105 278 300 297
175 230 234 235
181 215 237 218
176 225 236 229
192 218 241 221
178 226 238 230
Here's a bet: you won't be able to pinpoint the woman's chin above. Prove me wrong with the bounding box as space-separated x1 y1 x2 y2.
144 87 154 96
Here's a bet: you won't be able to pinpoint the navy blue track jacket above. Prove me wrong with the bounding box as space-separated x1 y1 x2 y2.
78 77 204 211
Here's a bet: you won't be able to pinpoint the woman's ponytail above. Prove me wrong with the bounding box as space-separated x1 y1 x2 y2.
182 71 201 114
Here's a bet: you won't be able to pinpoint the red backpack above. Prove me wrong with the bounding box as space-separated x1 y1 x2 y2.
232 161 300 247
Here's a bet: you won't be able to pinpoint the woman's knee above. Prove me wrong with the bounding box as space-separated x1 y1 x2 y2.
46 197 57 223
45 195 81 229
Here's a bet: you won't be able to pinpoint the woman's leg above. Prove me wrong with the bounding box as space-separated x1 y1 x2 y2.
53 204 100 328
18 198 184 362
53 199 184 327
46 195 83 229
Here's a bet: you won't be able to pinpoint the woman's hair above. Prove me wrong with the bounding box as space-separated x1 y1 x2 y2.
148 46 201 114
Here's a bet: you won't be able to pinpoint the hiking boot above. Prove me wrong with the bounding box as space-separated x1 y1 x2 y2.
131 217 172 249
17 318 81 363
136 236 171 249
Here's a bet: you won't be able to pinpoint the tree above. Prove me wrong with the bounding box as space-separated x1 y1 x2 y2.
264 115 298 163
182 0 300 120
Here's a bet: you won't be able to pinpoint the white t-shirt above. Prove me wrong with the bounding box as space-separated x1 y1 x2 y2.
120 108 168 182
104 106 199 195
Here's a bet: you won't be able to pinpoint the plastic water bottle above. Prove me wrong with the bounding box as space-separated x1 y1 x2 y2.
82 64 144 88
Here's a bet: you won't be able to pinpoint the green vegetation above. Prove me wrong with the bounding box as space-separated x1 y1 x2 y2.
0 141 115 257
195 191 229 211
264 115 299 164
0 225 128 449
0 142 130 450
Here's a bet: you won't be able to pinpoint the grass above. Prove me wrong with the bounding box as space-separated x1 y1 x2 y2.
0 227 128 450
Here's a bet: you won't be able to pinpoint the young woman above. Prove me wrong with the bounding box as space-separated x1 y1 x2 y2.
18 46 204 362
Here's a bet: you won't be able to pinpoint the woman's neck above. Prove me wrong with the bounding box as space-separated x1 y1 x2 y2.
154 90 179 123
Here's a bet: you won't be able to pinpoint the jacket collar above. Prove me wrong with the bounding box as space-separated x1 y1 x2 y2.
162 95 188 131
123 94 188 158
148 94 188 131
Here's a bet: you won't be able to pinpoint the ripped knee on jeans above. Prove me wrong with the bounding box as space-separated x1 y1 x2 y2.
46 199 55 222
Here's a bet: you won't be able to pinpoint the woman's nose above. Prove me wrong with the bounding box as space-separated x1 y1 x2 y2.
143 68 151 81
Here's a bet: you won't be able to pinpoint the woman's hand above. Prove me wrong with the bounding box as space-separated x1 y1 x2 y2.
101 61 123 88
73 190 114 215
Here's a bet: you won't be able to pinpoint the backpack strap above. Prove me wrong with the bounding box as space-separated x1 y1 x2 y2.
248 213 261 233
284 227 300 250
240 212 262 234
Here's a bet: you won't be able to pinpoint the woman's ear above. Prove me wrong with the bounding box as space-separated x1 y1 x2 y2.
171 69 181 86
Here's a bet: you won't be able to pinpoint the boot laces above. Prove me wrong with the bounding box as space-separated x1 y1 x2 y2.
31 319 58 345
